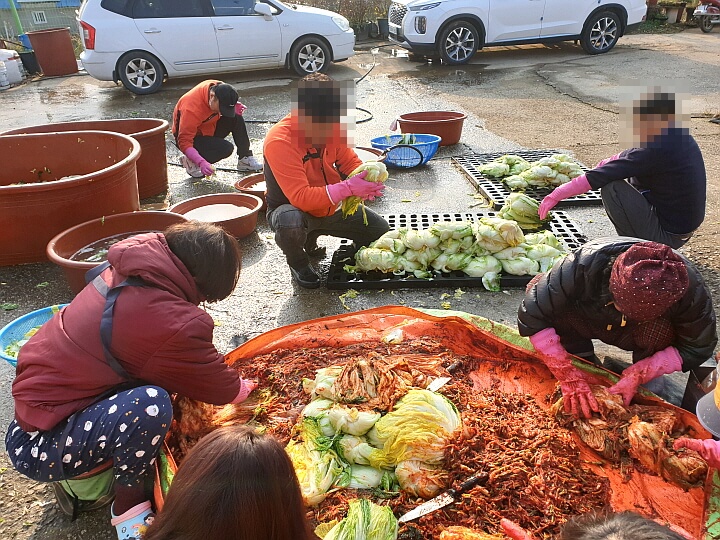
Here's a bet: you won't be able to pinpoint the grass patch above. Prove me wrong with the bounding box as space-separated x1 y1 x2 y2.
629 19 688 34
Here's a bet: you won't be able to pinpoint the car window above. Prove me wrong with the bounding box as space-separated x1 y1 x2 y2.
212 0 251 16
101 0 131 15
211 0 277 16
132 0 206 18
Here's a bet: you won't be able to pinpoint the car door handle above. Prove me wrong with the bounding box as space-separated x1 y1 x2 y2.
216 25 234 30
143 29 161 34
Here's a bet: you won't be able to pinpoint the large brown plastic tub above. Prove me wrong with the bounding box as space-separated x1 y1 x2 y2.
0 131 140 266
47 211 188 294
397 111 467 146
3 119 169 199
26 28 78 77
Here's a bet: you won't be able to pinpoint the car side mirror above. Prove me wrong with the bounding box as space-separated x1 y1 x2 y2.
254 3 273 20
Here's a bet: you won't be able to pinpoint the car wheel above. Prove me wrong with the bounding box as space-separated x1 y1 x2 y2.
438 20 479 65
117 51 164 95
290 38 331 76
581 11 621 54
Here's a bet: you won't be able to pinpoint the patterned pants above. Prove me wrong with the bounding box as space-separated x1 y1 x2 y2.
6 386 172 487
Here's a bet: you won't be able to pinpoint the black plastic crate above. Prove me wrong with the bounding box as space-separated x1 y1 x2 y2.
325 211 588 290
453 150 602 210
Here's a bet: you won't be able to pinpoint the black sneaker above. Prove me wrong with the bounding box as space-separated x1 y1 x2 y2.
290 265 321 288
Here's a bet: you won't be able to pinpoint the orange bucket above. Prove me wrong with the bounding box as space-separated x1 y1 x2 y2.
397 111 467 146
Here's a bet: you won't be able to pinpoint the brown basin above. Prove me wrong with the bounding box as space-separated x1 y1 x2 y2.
0 131 141 266
233 173 266 211
47 211 189 294
3 118 170 199
169 193 263 239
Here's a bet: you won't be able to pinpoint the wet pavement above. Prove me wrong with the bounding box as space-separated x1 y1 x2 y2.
1 30 719 538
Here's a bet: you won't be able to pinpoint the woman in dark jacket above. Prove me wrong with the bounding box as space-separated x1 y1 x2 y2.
6 222 256 540
518 237 716 418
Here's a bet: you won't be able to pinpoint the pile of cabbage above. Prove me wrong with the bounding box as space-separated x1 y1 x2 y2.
318 499 398 540
497 192 552 231
478 153 584 190
343 220 567 291
286 373 462 506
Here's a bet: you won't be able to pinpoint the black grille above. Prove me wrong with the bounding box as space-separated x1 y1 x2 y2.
325 211 588 290
453 150 602 210
389 3 407 26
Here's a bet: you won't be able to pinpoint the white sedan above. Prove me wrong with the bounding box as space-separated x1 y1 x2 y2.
78 0 355 94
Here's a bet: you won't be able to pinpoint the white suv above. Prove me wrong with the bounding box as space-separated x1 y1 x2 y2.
78 0 355 94
388 0 647 64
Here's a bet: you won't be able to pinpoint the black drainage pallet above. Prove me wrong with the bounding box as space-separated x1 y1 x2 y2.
325 211 587 291
453 150 602 210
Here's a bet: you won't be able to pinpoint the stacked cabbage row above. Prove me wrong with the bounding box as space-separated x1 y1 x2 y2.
344 219 566 291
478 153 584 190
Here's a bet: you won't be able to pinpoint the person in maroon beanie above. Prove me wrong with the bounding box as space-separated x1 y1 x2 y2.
518 237 717 418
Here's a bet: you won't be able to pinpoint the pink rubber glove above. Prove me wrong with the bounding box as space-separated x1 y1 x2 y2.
326 170 385 204
231 378 258 403
608 346 682 406
538 175 591 219
501 519 535 540
235 102 247 116
530 328 600 418
184 147 215 176
673 438 720 468
596 152 622 168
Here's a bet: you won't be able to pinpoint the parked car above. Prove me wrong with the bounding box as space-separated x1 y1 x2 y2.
77 0 355 94
388 0 647 64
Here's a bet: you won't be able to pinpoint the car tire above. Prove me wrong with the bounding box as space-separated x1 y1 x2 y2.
438 20 480 65
290 37 331 76
117 51 164 95
581 11 621 54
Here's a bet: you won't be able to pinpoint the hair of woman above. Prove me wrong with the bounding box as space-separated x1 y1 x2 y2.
559 510 686 540
164 221 242 303
144 425 317 540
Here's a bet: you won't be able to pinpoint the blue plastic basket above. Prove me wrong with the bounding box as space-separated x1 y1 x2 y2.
370 134 441 168
0 305 68 367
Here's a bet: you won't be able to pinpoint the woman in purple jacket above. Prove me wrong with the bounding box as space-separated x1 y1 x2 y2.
6 221 256 540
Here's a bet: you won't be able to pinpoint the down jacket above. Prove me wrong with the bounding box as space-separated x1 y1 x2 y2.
517 237 717 371
12 233 242 432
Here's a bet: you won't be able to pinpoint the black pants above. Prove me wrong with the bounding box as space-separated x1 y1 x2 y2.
601 180 692 249
193 115 252 164
267 204 390 269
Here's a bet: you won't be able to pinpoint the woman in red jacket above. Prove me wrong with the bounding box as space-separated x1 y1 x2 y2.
6 222 256 540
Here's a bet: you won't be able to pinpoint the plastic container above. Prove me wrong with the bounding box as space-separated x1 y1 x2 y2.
19 51 41 75
0 62 9 90
354 147 384 162
397 111 467 146
233 173 266 211
0 131 141 266
169 193 263 239
4 119 170 199
0 304 68 366
47 211 189 294
26 28 79 77
0 49 23 84
370 134 441 167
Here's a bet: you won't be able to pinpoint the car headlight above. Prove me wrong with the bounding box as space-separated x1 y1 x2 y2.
409 2 441 11
333 16 350 31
